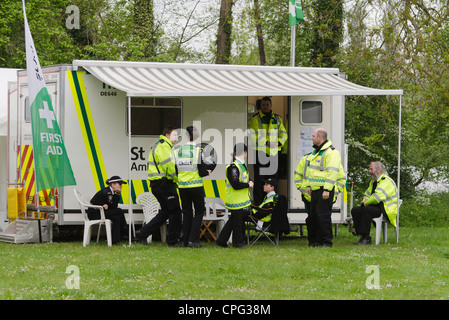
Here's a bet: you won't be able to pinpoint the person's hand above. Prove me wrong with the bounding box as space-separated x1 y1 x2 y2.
207 170 212 175
307 187 311 196
103 204 109 210
248 181 254 188
322 190 330 200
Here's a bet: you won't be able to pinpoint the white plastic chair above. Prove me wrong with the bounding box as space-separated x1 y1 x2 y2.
74 189 112 247
373 199 402 245
201 197 229 241
136 192 167 243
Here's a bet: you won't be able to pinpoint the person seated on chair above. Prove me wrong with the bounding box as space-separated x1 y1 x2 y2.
249 178 278 230
351 161 398 245
88 176 129 245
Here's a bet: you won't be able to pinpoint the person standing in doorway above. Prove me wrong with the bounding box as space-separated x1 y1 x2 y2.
249 97 288 205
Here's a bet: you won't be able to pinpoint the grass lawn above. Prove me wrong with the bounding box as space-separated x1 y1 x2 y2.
0 225 448 300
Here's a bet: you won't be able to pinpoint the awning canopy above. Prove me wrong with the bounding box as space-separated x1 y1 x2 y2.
73 60 403 97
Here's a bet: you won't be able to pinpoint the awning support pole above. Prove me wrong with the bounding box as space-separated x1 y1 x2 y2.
127 96 133 246
397 95 402 200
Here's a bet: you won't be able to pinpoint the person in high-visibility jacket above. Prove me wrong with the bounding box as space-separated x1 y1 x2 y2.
216 143 254 248
351 161 398 245
249 178 278 230
305 128 342 248
294 152 312 213
174 126 211 248
249 96 288 205
136 125 183 247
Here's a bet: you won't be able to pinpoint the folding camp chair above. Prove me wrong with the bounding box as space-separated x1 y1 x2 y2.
246 194 289 246
246 214 280 246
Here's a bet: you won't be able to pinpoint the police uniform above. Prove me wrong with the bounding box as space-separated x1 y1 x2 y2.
88 176 128 244
174 142 209 247
216 157 252 248
137 134 182 246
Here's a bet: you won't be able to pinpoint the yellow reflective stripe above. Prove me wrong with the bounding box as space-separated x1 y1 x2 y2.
68 70 108 191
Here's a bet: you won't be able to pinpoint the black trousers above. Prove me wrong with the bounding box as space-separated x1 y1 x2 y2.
140 180 182 245
179 187 205 245
351 204 383 238
306 188 334 246
217 208 248 247
88 208 127 244
253 151 279 206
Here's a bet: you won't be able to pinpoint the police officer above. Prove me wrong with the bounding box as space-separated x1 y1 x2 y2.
136 125 183 247
305 128 342 248
351 161 398 245
174 126 211 248
249 97 288 205
88 176 128 245
216 143 253 248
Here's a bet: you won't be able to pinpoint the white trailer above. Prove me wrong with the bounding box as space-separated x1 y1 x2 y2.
7 61 402 232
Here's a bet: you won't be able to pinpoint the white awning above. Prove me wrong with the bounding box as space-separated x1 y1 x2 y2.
73 60 403 97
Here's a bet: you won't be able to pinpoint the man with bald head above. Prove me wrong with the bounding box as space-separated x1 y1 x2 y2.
305 128 342 248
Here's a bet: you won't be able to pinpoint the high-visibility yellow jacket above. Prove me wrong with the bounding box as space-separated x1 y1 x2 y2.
334 164 347 202
225 159 251 210
296 151 346 202
252 192 276 222
174 143 202 188
249 111 288 156
363 173 398 226
294 153 311 202
147 135 177 184
305 140 341 192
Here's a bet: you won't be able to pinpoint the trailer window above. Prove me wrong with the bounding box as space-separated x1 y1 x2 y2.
128 97 182 136
300 101 322 124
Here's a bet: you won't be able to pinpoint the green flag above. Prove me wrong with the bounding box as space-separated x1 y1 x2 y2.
22 0 76 191
289 0 304 27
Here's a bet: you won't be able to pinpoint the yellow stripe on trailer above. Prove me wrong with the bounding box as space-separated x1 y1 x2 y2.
68 70 108 191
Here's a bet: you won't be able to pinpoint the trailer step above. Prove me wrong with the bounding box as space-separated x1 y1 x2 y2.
0 219 52 244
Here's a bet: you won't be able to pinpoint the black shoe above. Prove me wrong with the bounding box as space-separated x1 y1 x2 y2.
188 242 203 248
135 230 146 240
232 243 246 249
216 241 229 248
168 241 183 247
355 237 372 245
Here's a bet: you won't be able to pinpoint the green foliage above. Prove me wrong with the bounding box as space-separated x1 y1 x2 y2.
400 191 449 227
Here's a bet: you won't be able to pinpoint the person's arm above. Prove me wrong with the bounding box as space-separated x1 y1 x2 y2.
227 165 249 190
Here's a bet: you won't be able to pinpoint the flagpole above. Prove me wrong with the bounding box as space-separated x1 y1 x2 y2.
290 24 296 67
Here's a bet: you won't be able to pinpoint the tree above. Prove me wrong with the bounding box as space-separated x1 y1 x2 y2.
216 0 234 64
133 0 155 59
309 0 344 67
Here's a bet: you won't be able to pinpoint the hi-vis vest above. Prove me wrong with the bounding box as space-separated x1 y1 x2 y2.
363 173 398 227
253 192 276 222
147 135 177 184
225 159 251 210
249 111 288 156
306 140 341 192
174 144 202 188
